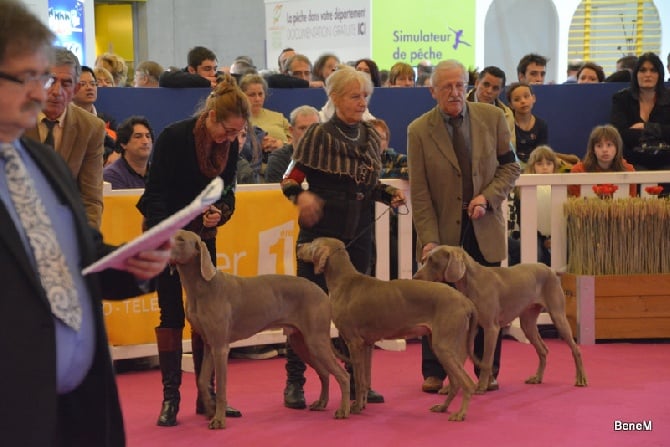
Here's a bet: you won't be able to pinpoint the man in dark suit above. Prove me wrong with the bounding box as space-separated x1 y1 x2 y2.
24 47 106 229
407 60 520 393
0 2 171 445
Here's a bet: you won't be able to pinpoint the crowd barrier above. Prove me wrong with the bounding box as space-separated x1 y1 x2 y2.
96 82 636 159
102 172 668 358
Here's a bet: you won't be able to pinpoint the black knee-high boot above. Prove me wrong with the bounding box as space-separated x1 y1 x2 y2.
191 330 242 418
156 327 183 427
283 342 307 409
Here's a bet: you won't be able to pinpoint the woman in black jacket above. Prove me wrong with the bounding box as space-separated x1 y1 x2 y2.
610 52 670 196
138 76 250 426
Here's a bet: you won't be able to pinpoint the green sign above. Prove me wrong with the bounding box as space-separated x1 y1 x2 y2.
372 0 475 70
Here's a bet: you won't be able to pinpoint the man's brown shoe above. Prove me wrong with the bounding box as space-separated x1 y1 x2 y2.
421 376 443 393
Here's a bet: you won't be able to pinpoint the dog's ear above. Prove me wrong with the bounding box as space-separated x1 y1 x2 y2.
313 245 330 275
443 248 467 282
199 241 218 281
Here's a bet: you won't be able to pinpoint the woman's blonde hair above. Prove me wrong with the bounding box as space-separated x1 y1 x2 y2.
325 66 373 99
525 145 559 173
95 52 128 86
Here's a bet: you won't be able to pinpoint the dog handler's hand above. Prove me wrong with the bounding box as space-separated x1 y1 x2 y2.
391 189 406 208
467 195 488 220
203 205 222 228
296 191 324 228
125 240 173 280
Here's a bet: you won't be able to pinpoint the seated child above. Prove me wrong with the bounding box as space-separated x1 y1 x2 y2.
507 82 549 165
568 124 637 197
508 145 558 266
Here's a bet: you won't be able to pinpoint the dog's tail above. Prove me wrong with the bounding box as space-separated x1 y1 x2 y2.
466 305 483 368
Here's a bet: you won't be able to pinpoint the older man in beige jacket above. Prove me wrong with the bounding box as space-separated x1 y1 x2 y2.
408 59 520 393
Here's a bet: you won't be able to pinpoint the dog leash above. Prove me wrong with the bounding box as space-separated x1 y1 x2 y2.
344 204 409 250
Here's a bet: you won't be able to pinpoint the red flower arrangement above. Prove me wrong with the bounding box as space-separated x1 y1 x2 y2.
644 185 664 196
592 184 618 199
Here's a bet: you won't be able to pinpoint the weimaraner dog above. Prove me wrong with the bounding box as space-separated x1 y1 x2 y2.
414 245 588 393
297 237 478 421
170 230 350 429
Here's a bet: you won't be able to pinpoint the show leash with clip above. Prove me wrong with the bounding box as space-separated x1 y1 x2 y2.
344 203 410 250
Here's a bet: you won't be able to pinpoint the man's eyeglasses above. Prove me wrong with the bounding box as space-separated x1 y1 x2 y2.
0 71 54 89
78 80 98 88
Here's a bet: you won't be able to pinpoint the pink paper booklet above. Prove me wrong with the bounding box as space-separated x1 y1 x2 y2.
82 177 223 275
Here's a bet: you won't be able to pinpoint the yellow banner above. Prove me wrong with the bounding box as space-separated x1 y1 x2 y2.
101 187 299 345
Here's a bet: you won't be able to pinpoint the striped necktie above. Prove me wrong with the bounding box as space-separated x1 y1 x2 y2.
0 142 81 330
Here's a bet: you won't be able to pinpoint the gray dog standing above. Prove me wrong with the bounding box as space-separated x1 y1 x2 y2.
170 230 350 429
297 237 479 421
414 245 587 393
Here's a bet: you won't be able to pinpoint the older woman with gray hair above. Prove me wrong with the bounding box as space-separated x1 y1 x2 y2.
280 67 406 410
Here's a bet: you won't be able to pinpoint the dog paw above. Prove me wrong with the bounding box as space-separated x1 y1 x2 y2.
351 403 364 414
437 385 450 395
575 377 588 387
525 376 542 384
334 408 349 419
430 403 447 413
208 417 226 430
448 411 466 422
308 400 327 411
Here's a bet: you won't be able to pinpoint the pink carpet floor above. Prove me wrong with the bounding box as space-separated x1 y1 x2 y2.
116 339 670 447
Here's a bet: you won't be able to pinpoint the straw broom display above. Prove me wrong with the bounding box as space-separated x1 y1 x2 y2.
564 192 670 275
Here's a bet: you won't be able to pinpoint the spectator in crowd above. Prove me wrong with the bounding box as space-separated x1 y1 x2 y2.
416 73 432 87
507 81 549 164
568 124 637 197
610 51 670 196
266 54 324 88
238 73 290 154
564 59 583 83
265 105 320 183
230 56 257 82
370 118 408 179
517 53 548 84
277 47 295 72
576 62 605 83
467 65 515 149
72 65 118 165
95 52 128 87
605 55 638 82
355 58 382 87
104 116 153 189
417 59 433 77
93 66 114 87
0 3 171 444
379 69 390 86
159 46 218 88
388 62 415 87
407 59 519 394
24 47 105 228
312 53 340 83
508 145 560 266
134 60 164 87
